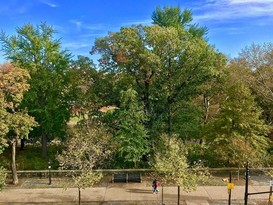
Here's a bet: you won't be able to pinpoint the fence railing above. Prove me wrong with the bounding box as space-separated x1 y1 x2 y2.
4 167 273 179
4 169 153 178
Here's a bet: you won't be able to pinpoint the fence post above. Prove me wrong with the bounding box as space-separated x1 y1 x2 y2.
244 162 249 205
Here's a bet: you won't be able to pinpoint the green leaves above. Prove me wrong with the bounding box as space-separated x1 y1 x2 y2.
0 63 37 140
57 120 112 188
0 63 37 186
152 6 208 38
113 88 149 167
0 167 6 191
58 123 112 170
153 134 209 192
1 23 72 157
73 171 103 189
93 23 225 141
204 83 270 167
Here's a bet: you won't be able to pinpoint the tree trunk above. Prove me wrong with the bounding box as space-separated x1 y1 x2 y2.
20 138 26 150
144 80 151 117
167 96 172 137
41 131 47 158
200 95 210 145
203 95 210 124
162 185 164 205
11 139 18 185
178 185 180 205
78 186 81 205
143 79 153 135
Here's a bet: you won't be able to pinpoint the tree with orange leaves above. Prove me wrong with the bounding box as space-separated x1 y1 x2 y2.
0 63 37 184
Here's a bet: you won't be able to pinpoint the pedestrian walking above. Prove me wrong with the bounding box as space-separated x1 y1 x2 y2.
152 179 159 193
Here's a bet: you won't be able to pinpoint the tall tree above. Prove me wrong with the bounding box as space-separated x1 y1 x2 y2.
148 25 225 137
1 23 72 157
152 6 208 38
229 43 273 143
0 63 37 184
204 83 270 167
113 88 149 168
69 55 122 117
91 25 225 142
235 43 273 122
235 43 273 102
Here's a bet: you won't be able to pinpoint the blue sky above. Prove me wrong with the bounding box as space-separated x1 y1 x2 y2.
1 0 273 64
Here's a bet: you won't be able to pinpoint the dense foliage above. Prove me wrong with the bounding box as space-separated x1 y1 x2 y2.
0 63 37 184
0 167 6 190
153 134 209 191
1 23 72 158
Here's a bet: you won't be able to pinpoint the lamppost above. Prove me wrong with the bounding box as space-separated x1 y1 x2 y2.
48 160 52 185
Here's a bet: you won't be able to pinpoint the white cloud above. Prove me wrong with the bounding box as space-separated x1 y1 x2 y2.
192 0 273 42
69 20 110 33
85 24 108 31
62 42 91 50
40 0 57 8
70 20 83 31
194 0 273 22
195 0 273 21
229 0 273 4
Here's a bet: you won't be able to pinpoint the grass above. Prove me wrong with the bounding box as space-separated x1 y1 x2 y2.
0 144 62 170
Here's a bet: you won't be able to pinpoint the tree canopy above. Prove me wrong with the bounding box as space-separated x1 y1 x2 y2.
152 6 208 38
205 83 270 167
113 88 149 168
153 134 209 191
92 24 226 142
57 119 112 188
0 23 72 157
0 62 37 184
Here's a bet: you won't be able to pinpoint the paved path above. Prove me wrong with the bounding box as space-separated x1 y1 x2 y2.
0 183 272 204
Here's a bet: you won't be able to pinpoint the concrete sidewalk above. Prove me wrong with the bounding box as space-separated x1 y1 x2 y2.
0 183 272 204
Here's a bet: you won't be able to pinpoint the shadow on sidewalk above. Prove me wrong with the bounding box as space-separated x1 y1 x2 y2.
180 195 209 201
126 188 153 194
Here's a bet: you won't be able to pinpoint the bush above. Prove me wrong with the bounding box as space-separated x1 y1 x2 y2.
0 167 7 190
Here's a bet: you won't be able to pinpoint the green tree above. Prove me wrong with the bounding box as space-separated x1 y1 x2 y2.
233 43 273 142
69 55 122 119
1 23 72 157
172 101 202 141
205 83 270 168
57 120 112 204
0 63 37 184
152 6 208 38
92 25 225 143
153 134 209 204
0 103 7 190
148 25 225 137
68 56 98 121
113 88 149 167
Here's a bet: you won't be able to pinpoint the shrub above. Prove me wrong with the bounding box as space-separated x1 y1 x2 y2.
0 167 7 190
